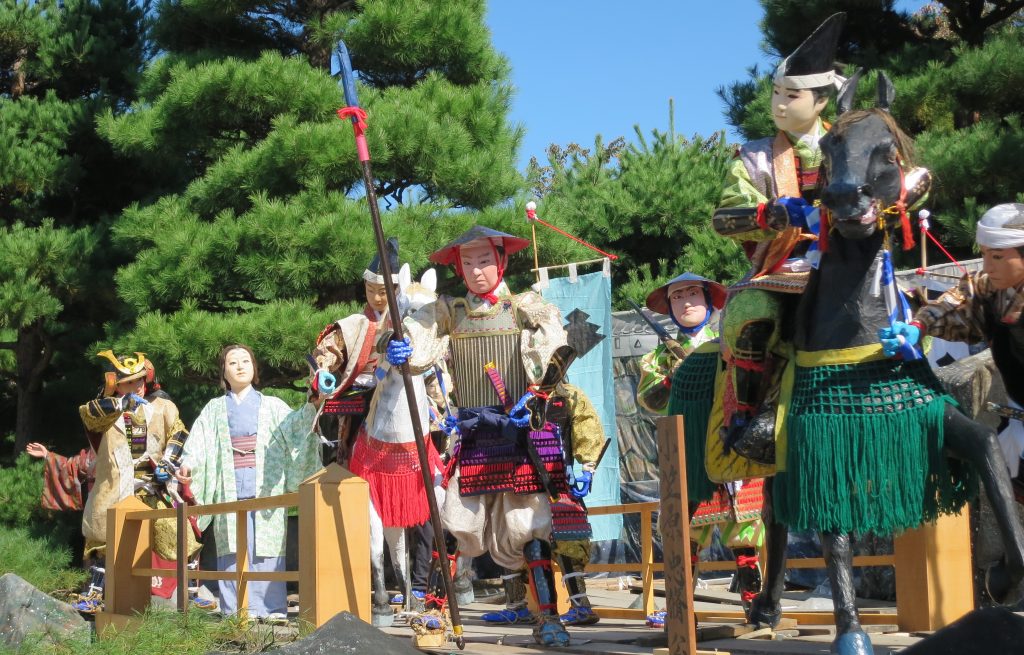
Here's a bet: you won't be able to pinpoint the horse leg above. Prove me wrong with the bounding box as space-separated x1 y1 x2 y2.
384 526 410 607
369 501 394 627
942 404 1024 598
748 477 787 628
822 531 872 655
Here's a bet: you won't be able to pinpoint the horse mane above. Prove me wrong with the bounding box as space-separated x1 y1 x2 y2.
829 108 915 167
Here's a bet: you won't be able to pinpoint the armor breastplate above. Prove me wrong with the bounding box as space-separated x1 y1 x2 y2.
449 298 527 409
124 409 149 474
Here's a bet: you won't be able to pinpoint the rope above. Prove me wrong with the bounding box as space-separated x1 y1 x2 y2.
336 106 368 134
917 227 969 276
526 206 618 260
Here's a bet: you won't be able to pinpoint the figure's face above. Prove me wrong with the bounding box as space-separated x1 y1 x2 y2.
772 85 827 135
116 377 145 398
223 347 255 393
364 281 390 313
669 284 709 328
459 240 501 295
981 246 1024 290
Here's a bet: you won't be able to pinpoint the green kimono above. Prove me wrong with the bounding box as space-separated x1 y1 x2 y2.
182 396 321 558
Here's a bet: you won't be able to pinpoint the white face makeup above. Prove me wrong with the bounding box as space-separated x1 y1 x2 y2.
459 240 501 295
771 84 828 136
223 347 255 394
669 284 709 328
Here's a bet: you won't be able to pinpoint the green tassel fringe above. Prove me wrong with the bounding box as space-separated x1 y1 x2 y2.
669 349 720 504
774 358 976 535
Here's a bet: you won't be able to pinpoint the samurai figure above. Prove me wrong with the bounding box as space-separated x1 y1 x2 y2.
75 350 199 612
712 13 846 450
637 273 764 623
311 238 401 465
383 225 575 646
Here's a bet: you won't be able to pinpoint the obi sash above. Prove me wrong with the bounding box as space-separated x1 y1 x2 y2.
230 434 257 469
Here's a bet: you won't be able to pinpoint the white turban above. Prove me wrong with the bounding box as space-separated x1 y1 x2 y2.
976 203 1024 249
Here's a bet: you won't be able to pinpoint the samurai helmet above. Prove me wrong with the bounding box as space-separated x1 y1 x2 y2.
363 237 401 284
96 350 148 396
774 13 846 90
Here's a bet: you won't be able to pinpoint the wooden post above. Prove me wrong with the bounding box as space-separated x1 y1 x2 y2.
657 415 696 655
894 508 974 631
640 506 656 618
176 501 188 614
298 464 371 626
96 496 153 634
236 506 249 617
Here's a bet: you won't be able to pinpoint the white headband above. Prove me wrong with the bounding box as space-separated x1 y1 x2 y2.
976 204 1024 249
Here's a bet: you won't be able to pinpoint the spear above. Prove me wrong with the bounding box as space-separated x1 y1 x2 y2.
334 40 466 649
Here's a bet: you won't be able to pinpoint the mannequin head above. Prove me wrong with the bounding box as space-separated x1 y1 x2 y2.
115 376 145 398
364 280 391 314
668 283 711 329
457 238 505 296
219 344 259 393
772 84 829 135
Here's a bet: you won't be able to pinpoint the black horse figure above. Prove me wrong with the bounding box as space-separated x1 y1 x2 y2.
678 76 1024 655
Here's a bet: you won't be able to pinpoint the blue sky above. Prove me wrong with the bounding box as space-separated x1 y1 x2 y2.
486 1 930 170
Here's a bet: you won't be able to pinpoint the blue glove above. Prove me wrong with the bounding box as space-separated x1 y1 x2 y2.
570 470 593 499
386 337 413 366
122 393 149 410
154 462 172 484
774 196 810 229
508 392 534 428
316 369 337 395
442 414 460 437
878 321 921 357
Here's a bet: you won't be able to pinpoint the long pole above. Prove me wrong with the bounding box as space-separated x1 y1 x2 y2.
335 41 465 649
526 201 540 282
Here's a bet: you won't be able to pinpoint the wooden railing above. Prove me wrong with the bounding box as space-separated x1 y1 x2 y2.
96 464 370 635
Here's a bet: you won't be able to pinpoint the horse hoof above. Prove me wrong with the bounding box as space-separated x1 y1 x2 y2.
746 596 781 629
371 609 395 628
455 589 475 606
830 629 872 655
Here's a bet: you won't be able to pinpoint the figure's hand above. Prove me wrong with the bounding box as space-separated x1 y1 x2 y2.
878 321 921 357
175 465 192 485
315 369 337 395
442 414 461 437
508 392 534 428
121 393 149 411
25 442 48 459
154 462 172 484
582 461 597 473
386 337 413 366
772 196 810 229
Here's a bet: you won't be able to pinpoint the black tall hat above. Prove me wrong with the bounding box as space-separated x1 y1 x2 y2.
363 237 400 284
774 13 846 90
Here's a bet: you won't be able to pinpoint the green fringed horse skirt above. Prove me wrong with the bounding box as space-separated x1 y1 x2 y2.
668 345 720 504
773 348 976 535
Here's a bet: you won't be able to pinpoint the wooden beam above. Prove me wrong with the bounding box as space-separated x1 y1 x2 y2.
658 415 696 655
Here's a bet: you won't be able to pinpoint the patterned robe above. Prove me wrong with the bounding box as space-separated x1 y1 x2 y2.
182 395 321 558
637 322 719 414
79 396 188 558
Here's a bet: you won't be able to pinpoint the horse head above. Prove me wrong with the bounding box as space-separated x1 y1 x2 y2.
819 107 912 240
819 71 917 241
401 267 438 315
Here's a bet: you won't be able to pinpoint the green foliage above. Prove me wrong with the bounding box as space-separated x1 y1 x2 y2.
98 0 525 392
0 526 86 595
0 606 290 655
533 122 741 308
0 453 44 527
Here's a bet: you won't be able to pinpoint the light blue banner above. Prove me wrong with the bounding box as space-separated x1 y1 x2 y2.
541 270 622 542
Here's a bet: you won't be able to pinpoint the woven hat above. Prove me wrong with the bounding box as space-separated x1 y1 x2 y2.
645 273 727 315
429 225 530 266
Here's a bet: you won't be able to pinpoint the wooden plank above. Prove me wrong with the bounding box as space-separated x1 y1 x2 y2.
588 501 660 516
176 501 188 613
102 496 152 618
185 493 299 516
657 415 696 655
236 506 249 617
693 610 897 625
133 569 301 582
894 509 974 631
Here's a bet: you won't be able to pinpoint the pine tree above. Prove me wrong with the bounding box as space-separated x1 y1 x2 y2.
0 0 149 456
100 0 525 414
528 112 745 308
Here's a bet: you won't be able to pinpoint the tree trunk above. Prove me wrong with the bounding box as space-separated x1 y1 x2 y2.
12 323 50 457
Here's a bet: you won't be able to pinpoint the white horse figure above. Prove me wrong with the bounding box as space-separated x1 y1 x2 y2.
355 267 447 626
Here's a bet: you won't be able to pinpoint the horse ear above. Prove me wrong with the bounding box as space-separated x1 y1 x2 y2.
876 71 895 111
398 263 411 290
837 68 864 115
420 268 437 293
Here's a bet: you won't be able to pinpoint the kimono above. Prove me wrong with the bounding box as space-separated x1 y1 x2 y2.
79 396 189 559
182 391 320 617
636 322 719 414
